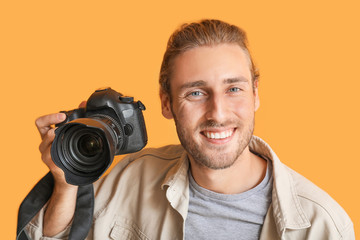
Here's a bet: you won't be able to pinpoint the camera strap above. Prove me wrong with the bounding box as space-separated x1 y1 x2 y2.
17 172 94 240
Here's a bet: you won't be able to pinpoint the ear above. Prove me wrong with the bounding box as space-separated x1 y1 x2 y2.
160 92 174 119
254 80 260 111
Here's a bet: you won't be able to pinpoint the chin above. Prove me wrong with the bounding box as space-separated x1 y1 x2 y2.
191 150 239 170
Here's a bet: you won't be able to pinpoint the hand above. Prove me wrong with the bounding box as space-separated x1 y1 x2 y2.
37 102 86 237
35 101 86 187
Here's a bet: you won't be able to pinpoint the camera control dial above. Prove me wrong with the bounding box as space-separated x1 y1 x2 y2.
119 96 134 103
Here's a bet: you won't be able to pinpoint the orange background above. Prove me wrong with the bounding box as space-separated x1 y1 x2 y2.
1 1 359 238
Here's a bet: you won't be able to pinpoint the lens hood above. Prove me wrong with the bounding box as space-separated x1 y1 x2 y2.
51 118 118 186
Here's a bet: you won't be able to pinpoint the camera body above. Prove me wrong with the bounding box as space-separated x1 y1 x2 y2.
51 88 147 185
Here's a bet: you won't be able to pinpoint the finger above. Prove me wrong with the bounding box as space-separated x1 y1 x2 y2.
42 145 59 172
41 145 52 165
35 113 66 139
78 101 87 108
42 145 66 180
39 128 56 153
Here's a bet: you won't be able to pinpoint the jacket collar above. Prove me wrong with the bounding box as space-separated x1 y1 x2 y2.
161 136 311 235
161 151 190 220
249 136 311 235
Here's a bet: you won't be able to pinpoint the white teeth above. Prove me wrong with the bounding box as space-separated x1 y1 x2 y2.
220 132 226 138
204 130 233 139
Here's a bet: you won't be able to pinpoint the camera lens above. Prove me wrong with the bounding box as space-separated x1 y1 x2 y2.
78 134 103 157
64 127 108 174
51 116 122 185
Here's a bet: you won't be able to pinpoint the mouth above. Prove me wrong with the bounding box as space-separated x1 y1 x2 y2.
201 128 235 140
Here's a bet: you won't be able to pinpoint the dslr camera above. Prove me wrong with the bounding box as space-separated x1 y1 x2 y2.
51 88 147 186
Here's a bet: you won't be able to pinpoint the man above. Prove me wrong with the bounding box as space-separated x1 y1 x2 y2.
18 19 354 239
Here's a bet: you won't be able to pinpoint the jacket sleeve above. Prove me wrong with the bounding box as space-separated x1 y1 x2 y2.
341 221 356 240
23 204 71 240
17 172 94 240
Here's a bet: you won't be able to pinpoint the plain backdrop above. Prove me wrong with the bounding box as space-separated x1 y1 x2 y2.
1 1 359 238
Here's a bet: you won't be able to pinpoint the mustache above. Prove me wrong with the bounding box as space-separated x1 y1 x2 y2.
198 120 237 130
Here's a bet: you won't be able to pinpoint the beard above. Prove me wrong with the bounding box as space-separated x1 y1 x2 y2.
173 115 255 170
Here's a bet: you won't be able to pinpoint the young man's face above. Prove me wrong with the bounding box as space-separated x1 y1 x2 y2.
161 44 260 170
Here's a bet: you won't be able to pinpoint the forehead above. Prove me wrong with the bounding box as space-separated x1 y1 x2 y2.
170 44 252 89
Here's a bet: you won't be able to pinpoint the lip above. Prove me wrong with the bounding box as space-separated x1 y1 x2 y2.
200 128 236 144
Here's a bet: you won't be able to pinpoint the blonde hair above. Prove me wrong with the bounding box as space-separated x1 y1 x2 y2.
159 19 259 96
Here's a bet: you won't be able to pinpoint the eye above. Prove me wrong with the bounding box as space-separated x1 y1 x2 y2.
185 90 206 100
228 87 241 93
190 91 203 96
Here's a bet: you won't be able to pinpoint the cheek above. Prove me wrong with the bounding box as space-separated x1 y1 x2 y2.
174 102 205 127
231 99 255 120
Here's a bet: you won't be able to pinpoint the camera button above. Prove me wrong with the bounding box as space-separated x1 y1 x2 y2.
119 96 134 103
95 87 110 92
124 124 133 136
137 101 146 110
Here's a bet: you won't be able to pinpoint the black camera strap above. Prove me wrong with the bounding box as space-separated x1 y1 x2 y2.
17 172 94 240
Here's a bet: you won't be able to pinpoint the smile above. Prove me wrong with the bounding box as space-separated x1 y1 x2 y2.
202 129 235 140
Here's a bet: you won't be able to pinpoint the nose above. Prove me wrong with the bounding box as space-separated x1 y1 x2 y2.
205 93 228 122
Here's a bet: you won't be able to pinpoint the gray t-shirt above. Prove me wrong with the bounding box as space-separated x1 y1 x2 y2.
185 158 273 240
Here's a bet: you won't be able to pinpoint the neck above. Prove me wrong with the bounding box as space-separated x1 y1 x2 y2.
189 147 267 194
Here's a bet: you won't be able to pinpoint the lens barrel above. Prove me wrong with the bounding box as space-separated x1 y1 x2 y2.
51 116 122 185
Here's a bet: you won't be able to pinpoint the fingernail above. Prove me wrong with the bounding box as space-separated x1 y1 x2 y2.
58 113 66 121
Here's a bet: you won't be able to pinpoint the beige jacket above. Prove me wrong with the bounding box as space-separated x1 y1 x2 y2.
26 136 355 239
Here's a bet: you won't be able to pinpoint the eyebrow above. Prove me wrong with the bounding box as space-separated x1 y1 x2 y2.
179 80 207 90
179 77 249 90
223 77 249 84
